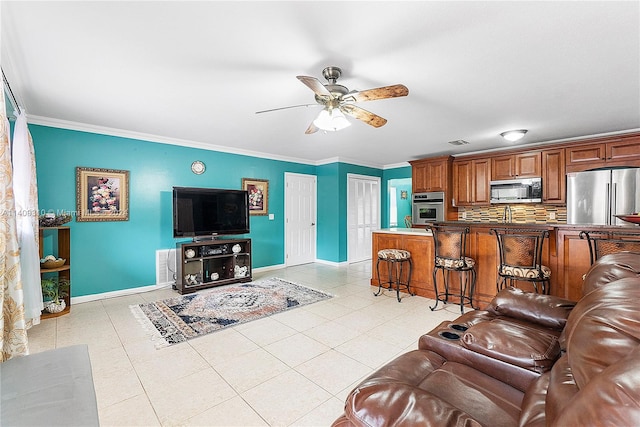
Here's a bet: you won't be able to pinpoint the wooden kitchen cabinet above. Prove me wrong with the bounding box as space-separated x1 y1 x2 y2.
452 158 490 206
410 155 452 193
565 136 640 172
491 151 541 181
541 148 566 204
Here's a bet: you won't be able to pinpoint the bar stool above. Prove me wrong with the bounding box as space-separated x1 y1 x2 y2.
428 224 477 313
579 230 640 265
375 249 414 302
491 228 551 294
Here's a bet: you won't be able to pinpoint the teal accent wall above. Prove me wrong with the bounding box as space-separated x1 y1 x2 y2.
381 166 412 227
31 125 316 296
389 178 412 227
316 162 384 263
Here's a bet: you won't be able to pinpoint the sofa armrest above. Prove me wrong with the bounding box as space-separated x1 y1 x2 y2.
486 287 576 331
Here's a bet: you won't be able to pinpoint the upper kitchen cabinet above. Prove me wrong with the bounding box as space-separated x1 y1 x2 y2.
491 151 541 181
565 135 640 172
541 148 565 204
452 157 491 206
410 155 453 193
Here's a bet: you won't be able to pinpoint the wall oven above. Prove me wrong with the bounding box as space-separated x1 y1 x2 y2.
412 192 445 225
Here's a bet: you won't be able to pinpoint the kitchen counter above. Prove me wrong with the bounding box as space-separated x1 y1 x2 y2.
371 223 640 306
374 228 432 235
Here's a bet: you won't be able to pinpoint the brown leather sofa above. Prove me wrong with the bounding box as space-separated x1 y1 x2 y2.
333 252 640 426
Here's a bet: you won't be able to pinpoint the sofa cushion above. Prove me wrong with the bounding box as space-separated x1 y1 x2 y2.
461 319 560 373
517 371 550 427
563 277 640 388
485 287 575 331
544 354 579 424
553 345 640 426
343 350 523 427
582 251 640 295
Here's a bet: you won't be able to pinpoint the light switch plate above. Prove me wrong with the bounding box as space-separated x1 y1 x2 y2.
268 214 274 220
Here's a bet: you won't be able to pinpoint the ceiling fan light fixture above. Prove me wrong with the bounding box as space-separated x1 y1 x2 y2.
500 129 528 142
313 108 351 132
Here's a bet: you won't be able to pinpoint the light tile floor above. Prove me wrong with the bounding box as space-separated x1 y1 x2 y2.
27 261 463 426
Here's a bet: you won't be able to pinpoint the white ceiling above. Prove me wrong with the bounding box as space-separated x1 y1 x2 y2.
2 1 639 168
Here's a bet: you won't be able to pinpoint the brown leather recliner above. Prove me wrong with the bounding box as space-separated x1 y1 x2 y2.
332 252 640 426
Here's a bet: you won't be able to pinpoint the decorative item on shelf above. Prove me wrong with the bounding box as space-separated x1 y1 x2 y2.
184 274 200 285
40 255 66 269
210 272 219 281
232 244 242 254
38 212 72 227
185 248 196 259
41 278 69 313
234 265 248 278
615 214 640 225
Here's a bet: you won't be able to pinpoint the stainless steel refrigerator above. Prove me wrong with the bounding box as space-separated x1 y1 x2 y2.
567 168 640 226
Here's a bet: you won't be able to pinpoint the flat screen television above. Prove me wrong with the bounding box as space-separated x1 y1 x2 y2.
173 187 250 239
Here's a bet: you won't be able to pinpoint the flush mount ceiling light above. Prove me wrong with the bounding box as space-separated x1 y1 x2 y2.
313 108 351 132
500 129 528 142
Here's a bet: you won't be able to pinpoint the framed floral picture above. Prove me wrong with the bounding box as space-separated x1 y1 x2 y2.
76 167 129 222
242 178 268 216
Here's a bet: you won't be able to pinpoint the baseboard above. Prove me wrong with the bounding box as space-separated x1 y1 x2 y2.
71 283 172 304
72 264 287 304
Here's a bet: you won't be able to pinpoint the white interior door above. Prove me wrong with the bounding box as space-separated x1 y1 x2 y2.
348 174 381 263
285 172 317 266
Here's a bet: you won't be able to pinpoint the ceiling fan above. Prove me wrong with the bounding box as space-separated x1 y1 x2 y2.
256 66 409 134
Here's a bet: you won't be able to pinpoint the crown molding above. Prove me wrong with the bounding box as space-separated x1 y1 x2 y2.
27 115 392 169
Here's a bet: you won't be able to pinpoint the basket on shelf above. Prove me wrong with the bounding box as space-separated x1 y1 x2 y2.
39 213 72 228
41 258 66 269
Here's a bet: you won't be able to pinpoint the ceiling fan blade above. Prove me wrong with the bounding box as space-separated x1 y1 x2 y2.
340 104 387 128
297 76 333 98
255 103 317 114
305 121 319 134
348 84 409 102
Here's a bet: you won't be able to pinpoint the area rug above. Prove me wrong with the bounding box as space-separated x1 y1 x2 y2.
130 277 332 348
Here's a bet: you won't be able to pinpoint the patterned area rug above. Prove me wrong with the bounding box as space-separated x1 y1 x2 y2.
131 277 332 348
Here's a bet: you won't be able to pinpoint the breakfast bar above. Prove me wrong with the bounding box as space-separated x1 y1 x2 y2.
372 223 638 307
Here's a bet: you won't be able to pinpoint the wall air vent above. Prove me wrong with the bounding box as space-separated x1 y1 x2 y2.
448 140 470 146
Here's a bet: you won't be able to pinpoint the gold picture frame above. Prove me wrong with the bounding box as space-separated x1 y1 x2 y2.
76 167 129 222
242 178 268 216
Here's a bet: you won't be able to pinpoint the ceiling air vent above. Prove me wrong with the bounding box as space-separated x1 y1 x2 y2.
448 140 469 146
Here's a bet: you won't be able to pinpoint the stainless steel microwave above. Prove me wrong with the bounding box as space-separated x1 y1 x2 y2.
490 177 542 204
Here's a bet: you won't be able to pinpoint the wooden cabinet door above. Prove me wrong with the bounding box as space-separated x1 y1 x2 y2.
425 160 447 191
542 149 565 204
515 152 541 178
470 227 499 307
452 160 473 206
607 137 640 163
472 159 491 205
491 155 514 181
565 143 606 171
556 229 591 301
412 163 428 193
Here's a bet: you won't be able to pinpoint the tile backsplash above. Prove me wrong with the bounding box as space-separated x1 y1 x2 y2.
458 205 567 224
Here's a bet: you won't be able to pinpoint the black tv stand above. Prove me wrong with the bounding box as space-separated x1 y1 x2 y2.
175 238 251 294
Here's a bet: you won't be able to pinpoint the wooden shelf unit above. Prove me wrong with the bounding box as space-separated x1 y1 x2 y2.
39 226 71 318
175 238 252 294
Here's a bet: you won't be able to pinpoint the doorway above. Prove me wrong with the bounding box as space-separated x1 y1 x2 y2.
347 174 381 263
284 172 317 266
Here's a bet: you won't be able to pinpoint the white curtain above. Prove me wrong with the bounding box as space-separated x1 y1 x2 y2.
13 110 43 326
1 83 29 361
